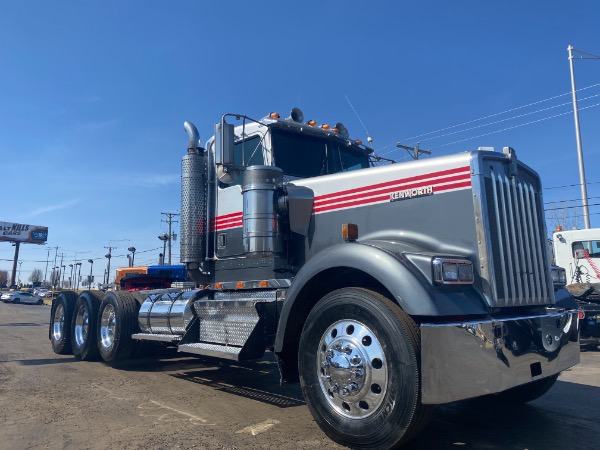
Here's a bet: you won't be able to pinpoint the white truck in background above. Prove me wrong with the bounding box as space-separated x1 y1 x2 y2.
553 228 600 348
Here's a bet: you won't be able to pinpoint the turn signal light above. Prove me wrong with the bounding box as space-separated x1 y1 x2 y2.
342 223 358 241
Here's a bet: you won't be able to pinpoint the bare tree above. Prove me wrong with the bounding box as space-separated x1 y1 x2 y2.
0 270 8 288
547 200 581 232
50 269 61 290
29 268 43 285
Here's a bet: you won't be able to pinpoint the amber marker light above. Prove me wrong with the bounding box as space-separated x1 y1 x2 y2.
215 282 224 290
321 124 330 130
354 139 363 145
342 223 359 241
270 112 281 119
236 281 246 289
259 280 269 288
331 127 339 133
307 120 317 127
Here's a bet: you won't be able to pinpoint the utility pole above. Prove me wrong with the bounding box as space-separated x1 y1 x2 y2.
568 45 600 229
161 212 179 265
396 142 431 160
58 253 65 288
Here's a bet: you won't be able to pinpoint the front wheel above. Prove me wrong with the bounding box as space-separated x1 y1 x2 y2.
14 298 20 304
298 288 432 449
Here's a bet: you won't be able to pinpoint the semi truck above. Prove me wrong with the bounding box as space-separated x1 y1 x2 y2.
552 227 600 348
50 107 580 449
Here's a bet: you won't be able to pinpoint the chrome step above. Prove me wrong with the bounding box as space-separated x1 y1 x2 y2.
131 333 181 342
178 342 242 361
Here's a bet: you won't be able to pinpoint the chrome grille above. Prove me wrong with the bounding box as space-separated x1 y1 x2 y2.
484 168 552 307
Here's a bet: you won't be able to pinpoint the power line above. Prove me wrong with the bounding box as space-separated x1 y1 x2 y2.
429 102 600 150
544 201 600 212
417 93 600 144
401 81 600 142
545 196 600 205
545 180 600 190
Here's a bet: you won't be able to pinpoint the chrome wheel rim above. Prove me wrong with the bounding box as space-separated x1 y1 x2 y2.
100 304 116 350
74 304 89 347
52 303 65 342
318 320 387 419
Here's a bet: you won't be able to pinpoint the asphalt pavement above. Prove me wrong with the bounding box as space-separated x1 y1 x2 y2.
0 302 599 449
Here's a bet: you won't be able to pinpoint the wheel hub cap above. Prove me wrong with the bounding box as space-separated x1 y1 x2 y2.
52 304 65 341
74 306 89 347
100 304 116 350
318 320 387 419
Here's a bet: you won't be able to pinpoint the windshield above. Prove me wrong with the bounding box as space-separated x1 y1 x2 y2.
271 129 369 178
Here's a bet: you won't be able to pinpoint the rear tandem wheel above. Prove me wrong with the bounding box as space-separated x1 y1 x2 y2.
50 291 78 355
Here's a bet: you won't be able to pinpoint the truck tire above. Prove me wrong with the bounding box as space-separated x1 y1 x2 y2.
50 291 78 355
298 288 432 449
97 291 139 362
492 374 559 404
72 291 103 361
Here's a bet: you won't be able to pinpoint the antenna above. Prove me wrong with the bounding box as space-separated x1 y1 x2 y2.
344 95 373 145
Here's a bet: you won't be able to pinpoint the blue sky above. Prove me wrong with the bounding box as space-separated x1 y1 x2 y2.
1 1 599 284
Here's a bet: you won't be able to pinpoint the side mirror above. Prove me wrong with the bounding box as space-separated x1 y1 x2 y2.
215 121 235 166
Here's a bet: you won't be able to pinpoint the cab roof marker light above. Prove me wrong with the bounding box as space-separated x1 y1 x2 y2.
270 112 281 119
307 120 317 127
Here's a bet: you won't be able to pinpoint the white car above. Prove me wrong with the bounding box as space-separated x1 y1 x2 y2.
1 291 44 305
34 288 51 298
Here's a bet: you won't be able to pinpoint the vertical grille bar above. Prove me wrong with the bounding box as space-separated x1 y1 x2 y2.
507 176 524 305
490 171 509 301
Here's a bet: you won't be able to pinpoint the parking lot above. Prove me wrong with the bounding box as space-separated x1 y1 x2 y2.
1 301 599 449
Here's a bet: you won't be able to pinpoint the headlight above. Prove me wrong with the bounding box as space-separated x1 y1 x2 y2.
551 267 567 287
433 258 474 285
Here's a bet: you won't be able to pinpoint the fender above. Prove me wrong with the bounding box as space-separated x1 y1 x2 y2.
274 241 488 353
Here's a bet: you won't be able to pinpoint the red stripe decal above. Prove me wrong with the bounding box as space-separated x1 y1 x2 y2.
213 166 472 225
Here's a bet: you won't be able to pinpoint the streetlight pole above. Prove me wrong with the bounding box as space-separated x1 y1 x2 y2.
88 259 94 288
61 265 66 288
128 247 136 266
75 262 82 290
69 264 74 288
567 45 600 229
105 251 112 285
158 234 168 265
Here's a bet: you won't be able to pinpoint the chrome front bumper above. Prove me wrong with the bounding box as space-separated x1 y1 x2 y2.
421 309 580 404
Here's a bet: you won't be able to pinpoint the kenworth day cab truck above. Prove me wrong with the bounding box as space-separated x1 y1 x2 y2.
50 108 580 449
553 228 600 348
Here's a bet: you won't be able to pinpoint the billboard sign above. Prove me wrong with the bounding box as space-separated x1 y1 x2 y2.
0 221 48 244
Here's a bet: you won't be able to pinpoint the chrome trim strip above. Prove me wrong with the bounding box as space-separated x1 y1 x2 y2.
215 278 291 290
